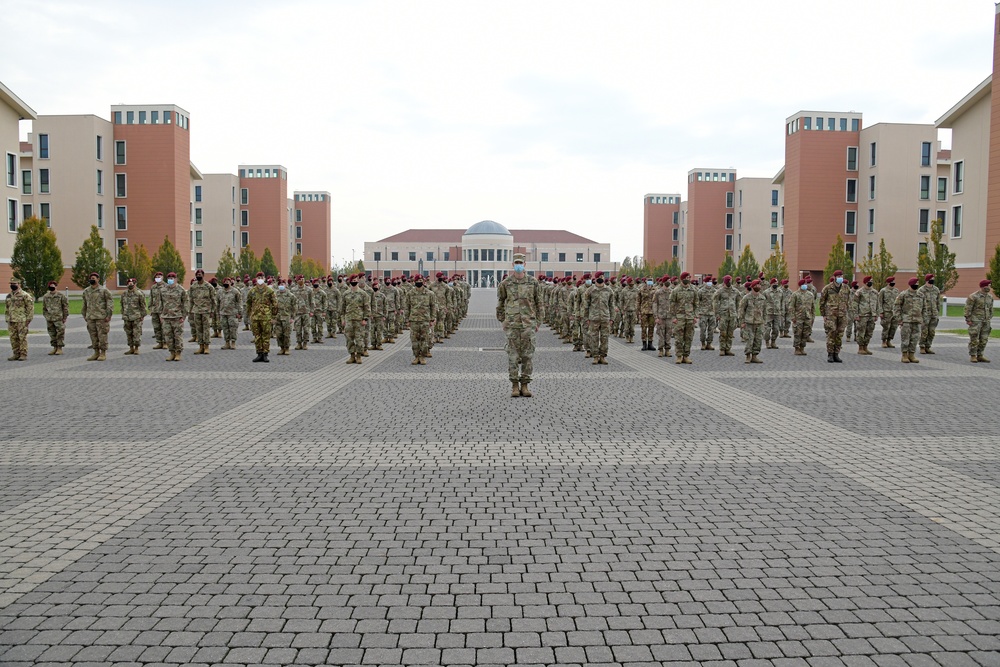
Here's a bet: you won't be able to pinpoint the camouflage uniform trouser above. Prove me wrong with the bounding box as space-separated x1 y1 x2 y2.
572 316 584 347
326 309 338 337
824 314 847 354
744 323 763 356
845 312 856 339
765 315 781 346
589 320 610 358
273 319 291 351
162 318 184 353
410 320 430 358
344 319 366 356
613 310 623 337
372 317 384 348
780 314 791 336
123 319 143 348
856 316 876 347
435 318 446 341
640 314 654 342
674 319 695 358
793 318 811 351
294 314 310 347
251 317 272 354
191 313 211 346
222 316 240 344
623 311 636 340
212 313 222 336
900 322 920 355
920 315 939 350
396 311 405 334
151 313 163 344
969 320 992 357
7 322 28 357
312 313 326 342
699 314 716 346
505 326 536 383
881 315 898 344
86 319 110 352
656 318 673 353
717 314 736 353
46 319 65 349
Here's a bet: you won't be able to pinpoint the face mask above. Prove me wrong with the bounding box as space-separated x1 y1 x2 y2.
513 264 525 273
800 284 808 290
865 282 872 288
128 284 135 289
349 281 358 287
167 278 175 285
48 285 56 291
154 276 162 283
646 280 654 286
278 285 286 291
313 285 318 289
888 283 895 287
835 277 844 284
706 281 713 287
373 287 380 291
327 282 333 287
196 276 204 281
10 284 18 291
596 279 604 284
927 279 934 285
256 278 264 285
585 279 592 286
682 279 690 285
414 282 423 287
224 284 231 289
89 278 97 285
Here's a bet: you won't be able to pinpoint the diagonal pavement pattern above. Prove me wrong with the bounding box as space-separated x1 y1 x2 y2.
1 289 998 666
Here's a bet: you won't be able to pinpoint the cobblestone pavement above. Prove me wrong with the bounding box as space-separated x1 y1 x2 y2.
1 291 998 666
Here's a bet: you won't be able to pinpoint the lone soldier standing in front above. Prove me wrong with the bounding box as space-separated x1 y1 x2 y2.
819 269 850 363
5 278 33 361
965 279 993 363
496 253 541 398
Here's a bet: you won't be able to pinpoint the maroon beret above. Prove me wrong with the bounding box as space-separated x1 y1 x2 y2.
908 277 919 287
833 270 843 277
981 279 992 288
925 273 935 281
680 272 690 279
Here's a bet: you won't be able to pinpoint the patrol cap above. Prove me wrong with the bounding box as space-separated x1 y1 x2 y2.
512 253 526 262
908 277 919 287
833 270 843 277
925 273 935 281
9 277 21 286
981 279 992 288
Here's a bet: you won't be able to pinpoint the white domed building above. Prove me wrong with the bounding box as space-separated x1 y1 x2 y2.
364 221 615 286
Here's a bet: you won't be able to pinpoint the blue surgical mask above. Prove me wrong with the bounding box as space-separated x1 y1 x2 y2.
646 280 654 286
705 281 712 287
836 276 844 284
513 264 524 273
166 278 175 285
800 284 808 290
585 279 592 286
278 285 286 291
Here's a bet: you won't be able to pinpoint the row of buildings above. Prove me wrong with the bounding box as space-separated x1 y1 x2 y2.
644 7 1000 296
1 89 331 287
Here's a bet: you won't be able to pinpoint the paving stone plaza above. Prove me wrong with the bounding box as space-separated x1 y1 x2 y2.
1 288 999 666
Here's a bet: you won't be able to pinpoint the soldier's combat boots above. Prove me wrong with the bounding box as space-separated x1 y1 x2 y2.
86 351 99 361
908 352 919 363
295 343 303 350
48 347 58 355
152 342 163 349
124 347 133 355
901 353 910 363
54 347 63 355
412 357 420 365
188 336 196 343
173 351 181 361
750 354 762 364
519 382 532 398
202 344 209 355
676 356 684 364
745 353 752 364
886 341 895 348
924 347 935 354
978 355 991 362
598 356 608 364
417 357 425 365
511 382 520 398
706 344 715 351
360 349 368 356
971 355 979 363
166 351 175 361
253 353 264 362
828 353 836 363
279 348 289 355
833 353 842 363
260 353 269 363
592 356 600 365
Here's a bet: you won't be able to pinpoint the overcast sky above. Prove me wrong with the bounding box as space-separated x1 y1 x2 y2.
2 1 995 265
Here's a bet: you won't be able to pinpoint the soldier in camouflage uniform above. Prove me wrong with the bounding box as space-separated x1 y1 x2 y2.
584 273 613 364
918 273 942 354
779 279 792 337
762 279 783 349
5 278 33 361
668 272 699 364
382 279 398 343
42 281 69 355
819 270 850 363
697 276 716 351
159 272 189 361
120 278 148 355
81 272 114 362
790 279 816 355
218 278 243 350
430 273 449 344
712 275 739 357
209 277 223 338
272 280 296 355
894 277 924 364
965 279 994 363
325 277 342 340
738 279 766 363
878 276 899 348
637 277 657 351
149 272 166 349
245 272 277 362
189 269 217 355
845 281 859 341
404 277 435 365
620 278 638 343
371 281 387 350
342 275 372 363
310 280 327 343
497 253 541 396
805 274 817 342
290 275 313 350
854 276 878 355
654 277 673 357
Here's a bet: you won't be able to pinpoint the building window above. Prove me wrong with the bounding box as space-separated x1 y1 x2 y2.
195 252 203 269
115 140 126 165
725 213 733 229
771 212 778 228
295 209 302 222
770 233 778 249
725 192 734 208
952 205 962 238
472 249 478 261
867 242 874 259
672 246 679 258
918 209 930 234
576 253 584 262
846 179 857 203
22 203 32 221
115 173 126 197
38 134 49 159
593 253 601 262
96 169 103 195
116 239 127 260
426 252 434 261
195 207 202 225
240 210 249 226
541 252 549 261
443 251 450 261
7 198 16 231
126 111 134 124
296 243 302 254
164 110 172 124
672 228 678 241
391 252 398 261
195 230 202 247
39 168 50 194
845 242 856 263
845 211 857 235
725 234 733 251
113 111 121 124
803 117 811 130
195 185 202 202
408 252 416 261
936 210 946 230
138 110 146 124
240 188 248 205
5 153 14 187
241 231 249 248
954 161 964 194
921 141 932 166
116 206 127 230
919 175 930 200
870 142 876 167
672 211 678 224
852 119 860 131
21 170 30 195
847 147 858 171
558 252 566 262
96 135 103 160
40 202 50 223
936 177 948 201
868 175 875 200
373 252 381 261
97 203 103 228
868 208 875 233
771 189 779 206
151 110 159 124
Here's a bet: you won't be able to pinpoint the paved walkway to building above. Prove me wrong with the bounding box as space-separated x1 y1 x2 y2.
1 288 998 666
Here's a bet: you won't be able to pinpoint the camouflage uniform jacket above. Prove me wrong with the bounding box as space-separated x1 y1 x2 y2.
246 285 278 320
668 284 700 321
918 283 942 319
290 284 313 314
430 281 449 314
819 282 851 317
4 289 33 324
584 284 613 320
372 289 387 319
188 281 217 315
789 289 816 321
120 287 148 321
403 287 434 322
893 289 924 323
780 286 792 315
312 287 327 312
712 285 740 319
342 288 372 321
763 286 782 316
81 284 114 321
275 289 296 318
738 291 766 325
326 285 342 314
638 284 656 315
148 281 165 314
653 285 672 320
42 291 69 322
855 286 878 318
964 290 994 322
620 285 638 313
697 284 716 316
159 284 189 319
383 286 398 314
218 287 243 316
496 274 541 328
878 285 899 318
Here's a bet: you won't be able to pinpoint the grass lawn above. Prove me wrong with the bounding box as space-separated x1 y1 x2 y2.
941 329 1000 338
1 296 122 316
946 304 1000 318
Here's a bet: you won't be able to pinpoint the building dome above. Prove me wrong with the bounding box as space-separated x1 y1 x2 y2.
464 220 511 236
